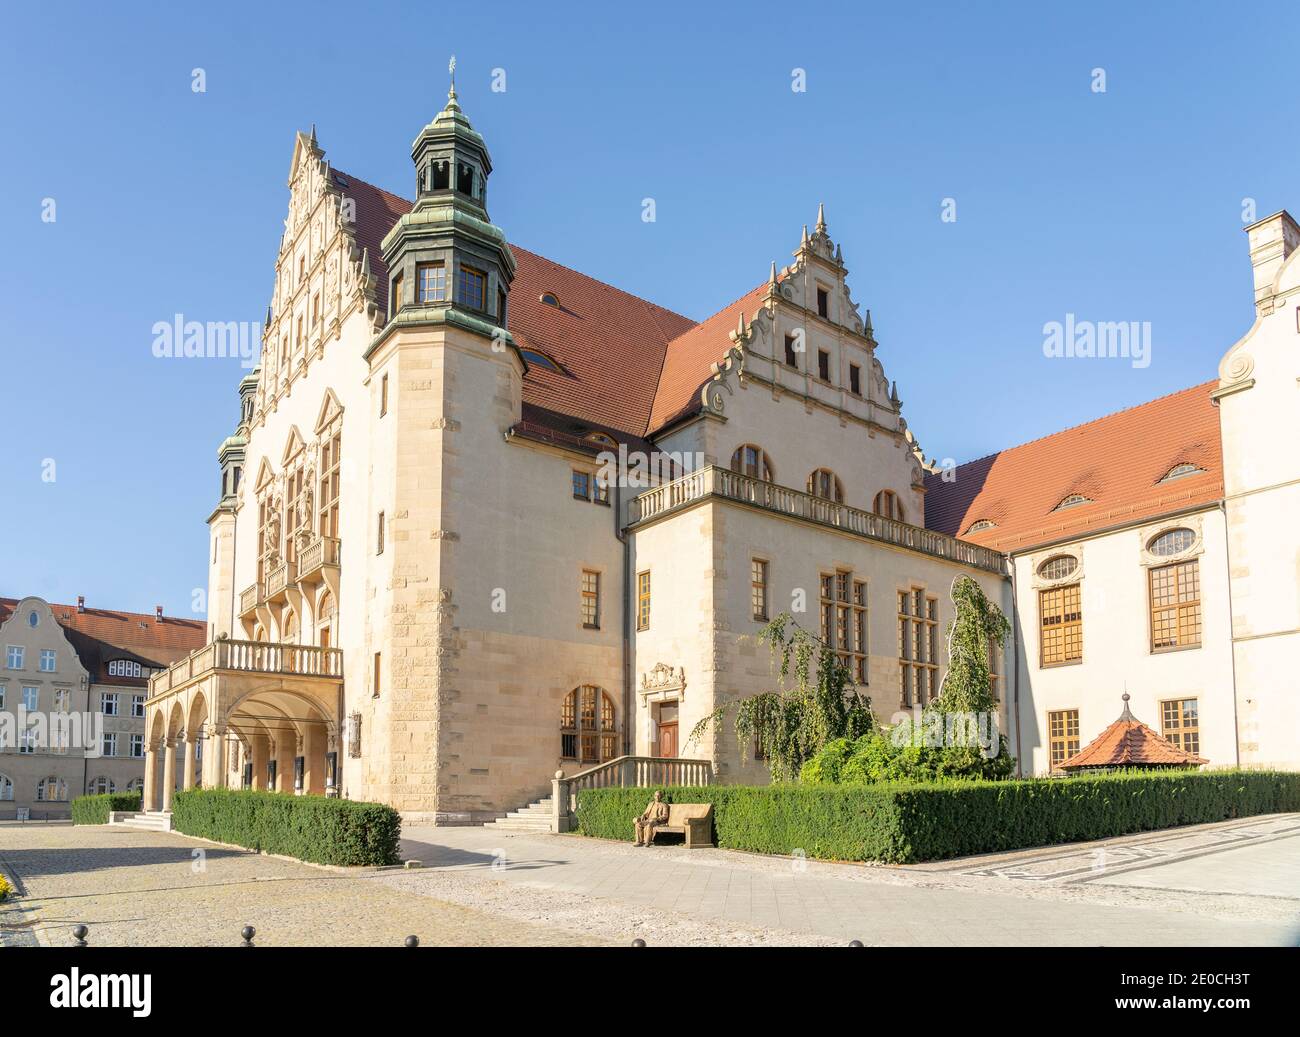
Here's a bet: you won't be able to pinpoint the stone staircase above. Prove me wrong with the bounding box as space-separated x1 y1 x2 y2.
112 811 173 833
482 795 554 832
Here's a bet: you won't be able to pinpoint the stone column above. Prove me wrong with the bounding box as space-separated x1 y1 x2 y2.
251 734 269 790
161 737 177 811
182 735 196 790
209 727 227 789
143 741 158 812
276 735 297 794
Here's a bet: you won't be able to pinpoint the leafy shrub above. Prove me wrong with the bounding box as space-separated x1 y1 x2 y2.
70 792 143 825
575 769 1300 863
0 872 13 902
801 728 1014 785
170 789 401 866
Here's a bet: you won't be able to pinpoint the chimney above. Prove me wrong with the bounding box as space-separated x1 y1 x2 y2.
155 605 164 624
1245 209 1300 316
77 595 85 613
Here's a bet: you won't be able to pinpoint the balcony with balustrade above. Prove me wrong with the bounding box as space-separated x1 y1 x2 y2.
628 465 1008 575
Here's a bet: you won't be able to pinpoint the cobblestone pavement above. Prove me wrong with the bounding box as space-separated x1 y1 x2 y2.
3 816 1298 947
0 823 598 947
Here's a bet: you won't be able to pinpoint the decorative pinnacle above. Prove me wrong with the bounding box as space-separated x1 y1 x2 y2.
1119 691 1135 721
448 55 457 101
815 202 827 234
801 224 809 246
769 260 778 285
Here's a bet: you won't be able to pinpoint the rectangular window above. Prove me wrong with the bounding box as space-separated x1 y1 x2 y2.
751 558 769 622
1150 560 1201 650
593 474 610 506
820 571 868 685
53 688 69 713
636 571 651 631
19 727 36 753
1161 698 1200 756
1048 709 1081 769
817 349 830 381
311 292 320 327
373 652 382 698
39 649 56 672
581 570 601 630
6 646 23 669
390 272 403 317
376 512 385 555
417 262 448 304
783 334 799 368
816 286 829 318
102 732 118 758
0 685 5 709
458 265 486 310
897 589 937 705
101 693 119 716
379 372 389 416
132 695 145 718
130 733 145 758
572 470 591 500
849 363 861 395
22 686 38 710
1039 584 1083 665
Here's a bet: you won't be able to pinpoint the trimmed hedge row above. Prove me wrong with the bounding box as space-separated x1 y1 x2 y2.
70 792 143 825
171 789 402 866
574 770 1300 863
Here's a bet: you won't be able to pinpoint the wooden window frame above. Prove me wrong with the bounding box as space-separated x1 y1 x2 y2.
730 444 773 481
783 334 799 368
1160 698 1200 756
318 423 341 540
560 685 617 764
458 265 487 311
820 570 868 685
636 571 651 631
416 261 448 304
390 272 403 318
1048 708 1080 769
849 363 861 396
572 469 591 501
751 558 769 622
581 569 601 630
1038 583 1083 666
897 588 937 706
1149 559 1201 652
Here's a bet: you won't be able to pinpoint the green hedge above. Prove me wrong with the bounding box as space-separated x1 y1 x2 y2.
575 770 1300 863
170 789 402 866
71 792 143 825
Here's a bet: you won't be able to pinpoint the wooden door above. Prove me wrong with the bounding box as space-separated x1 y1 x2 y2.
658 721 678 759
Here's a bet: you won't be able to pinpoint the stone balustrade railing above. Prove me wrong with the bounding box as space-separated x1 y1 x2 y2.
550 755 714 832
629 465 1008 575
149 639 344 698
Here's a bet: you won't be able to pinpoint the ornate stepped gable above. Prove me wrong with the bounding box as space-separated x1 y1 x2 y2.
924 382 1225 551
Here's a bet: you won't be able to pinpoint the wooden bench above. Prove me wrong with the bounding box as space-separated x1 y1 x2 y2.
649 803 714 848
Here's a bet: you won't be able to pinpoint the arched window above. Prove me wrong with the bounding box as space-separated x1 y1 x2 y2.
807 468 844 502
0 774 12 801
1054 493 1092 511
282 610 299 645
965 519 997 535
88 776 114 795
539 292 561 307
318 421 342 541
1149 528 1196 557
731 444 773 481
125 777 144 794
560 685 617 764
1160 463 1203 483
521 348 563 372
36 777 68 802
317 590 336 650
873 490 905 522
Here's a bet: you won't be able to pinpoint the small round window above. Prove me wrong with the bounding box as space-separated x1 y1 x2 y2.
1149 528 1195 557
1038 555 1078 581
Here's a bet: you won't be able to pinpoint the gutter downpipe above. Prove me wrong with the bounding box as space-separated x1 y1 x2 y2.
616 480 633 757
1007 552 1024 776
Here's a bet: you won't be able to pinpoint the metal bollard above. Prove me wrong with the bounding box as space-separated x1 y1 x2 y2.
630 938 646 947
404 935 419 948
241 925 256 947
72 925 88 947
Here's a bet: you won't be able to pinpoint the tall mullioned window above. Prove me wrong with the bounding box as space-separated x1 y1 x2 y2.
417 262 447 304
1148 532 1201 650
1048 709 1080 768
751 559 769 622
730 444 773 481
319 423 342 540
636 571 651 631
561 685 617 764
458 265 486 310
581 570 600 629
898 588 937 706
1161 698 1200 756
821 571 867 685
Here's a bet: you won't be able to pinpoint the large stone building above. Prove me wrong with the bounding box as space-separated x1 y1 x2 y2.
0 596 205 818
144 82 1299 823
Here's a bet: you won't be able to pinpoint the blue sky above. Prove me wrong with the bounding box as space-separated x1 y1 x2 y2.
1 1 1295 618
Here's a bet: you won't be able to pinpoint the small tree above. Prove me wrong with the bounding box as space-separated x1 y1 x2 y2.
934 574 1009 716
686 615 874 782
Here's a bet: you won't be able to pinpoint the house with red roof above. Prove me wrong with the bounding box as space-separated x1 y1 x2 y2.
140 81 1299 825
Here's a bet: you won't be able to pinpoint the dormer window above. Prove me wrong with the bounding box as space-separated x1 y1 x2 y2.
521 349 563 373
540 292 561 308
1054 494 1092 511
457 162 474 195
816 286 829 318
1160 463 1204 483
965 519 998 535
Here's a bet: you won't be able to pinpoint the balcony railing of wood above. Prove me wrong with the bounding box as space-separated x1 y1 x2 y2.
297 535 340 579
629 465 1008 575
149 639 344 697
239 583 261 615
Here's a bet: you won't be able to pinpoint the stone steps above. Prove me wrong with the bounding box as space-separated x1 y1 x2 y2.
484 795 555 832
113 811 173 832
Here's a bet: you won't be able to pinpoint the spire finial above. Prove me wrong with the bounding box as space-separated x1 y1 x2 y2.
1119 691 1135 721
769 260 778 285
448 55 457 101
815 202 826 234
801 224 809 246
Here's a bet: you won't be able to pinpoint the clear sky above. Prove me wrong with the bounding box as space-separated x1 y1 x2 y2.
1 1 1296 619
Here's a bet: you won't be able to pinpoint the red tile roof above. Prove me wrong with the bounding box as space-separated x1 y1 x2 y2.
1060 695 1208 769
924 382 1224 552
335 170 698 437
0 598 207 686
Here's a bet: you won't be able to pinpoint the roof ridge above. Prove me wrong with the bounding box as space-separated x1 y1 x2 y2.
0 596 205 628
938 379 1219 474
663 280 768 347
